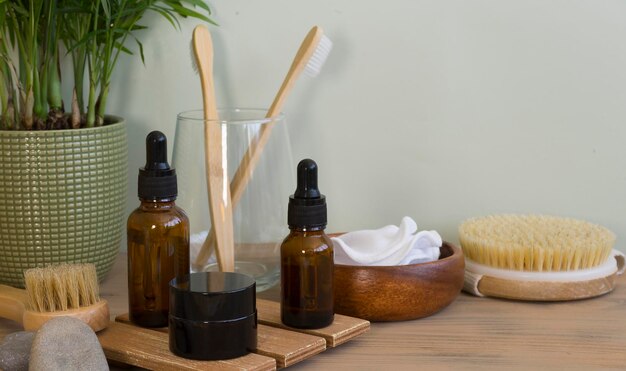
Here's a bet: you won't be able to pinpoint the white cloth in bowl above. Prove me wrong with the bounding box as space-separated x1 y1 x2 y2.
332 217 441 266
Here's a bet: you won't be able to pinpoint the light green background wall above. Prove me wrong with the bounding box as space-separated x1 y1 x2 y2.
92 1 626 251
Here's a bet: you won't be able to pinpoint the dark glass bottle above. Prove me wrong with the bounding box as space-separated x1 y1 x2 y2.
281 159 334 329
128 131 189 328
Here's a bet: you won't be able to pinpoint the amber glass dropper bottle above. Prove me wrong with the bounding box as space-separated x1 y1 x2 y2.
127 131 190 328
281 159 334 329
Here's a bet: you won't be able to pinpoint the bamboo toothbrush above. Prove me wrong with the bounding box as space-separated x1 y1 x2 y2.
192 25 236 272
459 214 625 301
194 26 333 268
0 263 109 331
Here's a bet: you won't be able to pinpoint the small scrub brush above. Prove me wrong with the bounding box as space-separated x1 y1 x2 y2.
459 214 625 301
0 263 109 331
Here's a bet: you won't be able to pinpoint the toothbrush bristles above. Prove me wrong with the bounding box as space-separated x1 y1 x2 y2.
304 34 333 77
189 30 332 79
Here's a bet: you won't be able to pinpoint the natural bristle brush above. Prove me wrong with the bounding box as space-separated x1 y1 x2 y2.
0 263 109 331
193 26 333 269
460 214 625 301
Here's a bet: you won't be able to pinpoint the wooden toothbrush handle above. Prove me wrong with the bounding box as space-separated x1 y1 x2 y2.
193 117 277 269
0 284 27 325
202 93 235 272
193 121 275 268
193 25 236 273
229 26 322 209
193 27 324 268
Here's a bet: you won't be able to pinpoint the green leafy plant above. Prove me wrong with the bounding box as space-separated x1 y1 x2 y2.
0 0 214 130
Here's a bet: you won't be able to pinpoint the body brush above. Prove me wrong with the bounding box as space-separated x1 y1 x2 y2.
460 214 625 301
0 263 109 331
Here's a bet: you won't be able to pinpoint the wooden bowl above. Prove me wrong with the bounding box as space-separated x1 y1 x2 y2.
334 242 464 322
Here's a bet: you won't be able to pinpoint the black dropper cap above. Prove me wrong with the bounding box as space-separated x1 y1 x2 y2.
288 159 327 229
138 131 177 200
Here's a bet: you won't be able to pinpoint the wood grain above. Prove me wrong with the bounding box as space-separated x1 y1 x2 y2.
0 284 109 332
22 299 110 332
334 242 464 321
4 252 626 369
115 313 326 368
464 251 625 301
98 321 276 370
253 323 325 367
0 284 27 324
256 299 370 348
476 274 617 301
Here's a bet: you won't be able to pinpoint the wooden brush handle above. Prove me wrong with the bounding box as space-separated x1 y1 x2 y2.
193 26 324 268
463 271 485 297
22 300 110 332
0 285 110 331
0 284 27 325
615 250 625 274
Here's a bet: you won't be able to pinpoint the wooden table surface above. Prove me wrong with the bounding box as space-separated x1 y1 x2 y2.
2 253 626 370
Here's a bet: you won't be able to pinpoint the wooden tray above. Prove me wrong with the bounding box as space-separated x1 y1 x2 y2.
256 299 371 347
99 321 276 371
106 299 369 370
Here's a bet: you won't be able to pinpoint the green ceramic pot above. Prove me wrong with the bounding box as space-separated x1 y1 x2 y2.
0 117 128 287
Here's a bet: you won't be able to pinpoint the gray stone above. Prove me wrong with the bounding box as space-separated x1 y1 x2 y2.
29 317 108 371
0 331 34 371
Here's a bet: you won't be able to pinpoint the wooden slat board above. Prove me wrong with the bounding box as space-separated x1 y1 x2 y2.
255 324 325 367
111 299 369 368
256 299 371 347
115 314 326 368
98 321 276 371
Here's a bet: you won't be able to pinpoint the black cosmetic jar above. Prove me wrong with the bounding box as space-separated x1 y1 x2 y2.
169 272 257 360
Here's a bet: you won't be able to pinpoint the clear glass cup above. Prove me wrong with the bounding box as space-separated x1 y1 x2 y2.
172 108 294 291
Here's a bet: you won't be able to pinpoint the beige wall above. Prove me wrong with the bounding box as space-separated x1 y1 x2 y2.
97 0 626 251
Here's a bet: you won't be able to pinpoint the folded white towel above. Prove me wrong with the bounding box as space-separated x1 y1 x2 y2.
332 217 442 266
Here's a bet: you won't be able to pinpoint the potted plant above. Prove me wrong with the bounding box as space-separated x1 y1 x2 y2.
0 0 214 287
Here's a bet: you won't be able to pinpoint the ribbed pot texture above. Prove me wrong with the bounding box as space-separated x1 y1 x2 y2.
0 118 128 287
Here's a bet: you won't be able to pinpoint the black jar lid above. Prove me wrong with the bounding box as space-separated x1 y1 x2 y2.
170 272 256 322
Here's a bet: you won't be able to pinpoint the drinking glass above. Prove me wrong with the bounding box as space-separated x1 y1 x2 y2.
172 108 294 291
